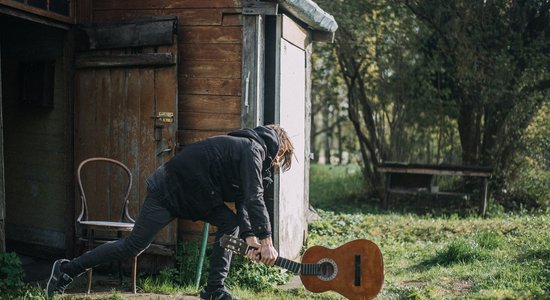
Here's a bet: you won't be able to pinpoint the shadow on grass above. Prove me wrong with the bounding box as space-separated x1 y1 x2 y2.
408 239 488 272
516 248 550 288
312 192 484 218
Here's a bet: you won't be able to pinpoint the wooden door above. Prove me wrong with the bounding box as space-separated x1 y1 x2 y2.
272 15 310 259
74 22 178 246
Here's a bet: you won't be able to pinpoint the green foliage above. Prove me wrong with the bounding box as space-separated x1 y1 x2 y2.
139 275 189 295
425 231 503 266
314 0 549 208
0 252 25 293
431 239 488 265
226 255 291 292
0 253 47 299
308 208 549 299
2 287 46 300
306 166 548 299
309 164 371 211
506 101 550 208
176 240 207 286
140 238 291 294
138 240 205 293
162 240 206 287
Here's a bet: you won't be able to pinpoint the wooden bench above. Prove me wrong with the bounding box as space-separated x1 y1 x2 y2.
378 162 493 216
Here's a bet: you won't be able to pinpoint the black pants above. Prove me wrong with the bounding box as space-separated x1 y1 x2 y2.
63 189 238 289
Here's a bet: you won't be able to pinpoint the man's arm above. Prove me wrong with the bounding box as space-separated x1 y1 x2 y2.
237 145 277 265
237 145 272 239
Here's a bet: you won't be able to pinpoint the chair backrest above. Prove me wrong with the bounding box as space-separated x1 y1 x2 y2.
76 157 134 224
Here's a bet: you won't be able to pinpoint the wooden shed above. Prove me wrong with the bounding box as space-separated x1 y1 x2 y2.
0 0 337 264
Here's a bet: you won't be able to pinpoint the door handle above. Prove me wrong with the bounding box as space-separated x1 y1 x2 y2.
156 147 172 157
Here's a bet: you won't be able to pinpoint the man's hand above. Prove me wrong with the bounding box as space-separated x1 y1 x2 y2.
259 237 278 266
245 236 261 261
244 236 278 266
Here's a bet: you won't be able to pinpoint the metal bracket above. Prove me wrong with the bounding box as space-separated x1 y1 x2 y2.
152 112 174 123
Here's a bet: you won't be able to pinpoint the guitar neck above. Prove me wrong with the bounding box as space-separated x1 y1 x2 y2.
223 236 321 276
274 256 319 276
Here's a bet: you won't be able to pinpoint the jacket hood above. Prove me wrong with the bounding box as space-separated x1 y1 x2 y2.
228 126 280 185
228 126 280 163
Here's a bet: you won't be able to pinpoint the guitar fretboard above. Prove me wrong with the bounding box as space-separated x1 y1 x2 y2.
275 257 320 275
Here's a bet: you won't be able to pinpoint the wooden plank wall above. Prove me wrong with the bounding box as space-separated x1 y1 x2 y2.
75 0 244 242
86 0 244 146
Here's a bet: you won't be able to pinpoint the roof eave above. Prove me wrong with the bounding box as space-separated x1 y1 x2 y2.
276 0 338 33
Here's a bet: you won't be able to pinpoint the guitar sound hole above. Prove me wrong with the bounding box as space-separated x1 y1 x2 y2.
317 258 338 281
319 262 334 277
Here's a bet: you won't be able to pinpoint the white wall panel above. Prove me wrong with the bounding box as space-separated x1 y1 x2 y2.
277 38 306 259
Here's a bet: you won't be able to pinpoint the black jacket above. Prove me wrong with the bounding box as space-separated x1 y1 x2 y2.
147 126 279 240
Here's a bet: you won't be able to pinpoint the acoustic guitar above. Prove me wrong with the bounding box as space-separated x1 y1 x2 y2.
220 235 384 300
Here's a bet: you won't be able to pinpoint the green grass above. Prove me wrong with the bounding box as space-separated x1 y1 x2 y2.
309 164 370 211
6 164 548 299
306 164 550 299
308 209 549 299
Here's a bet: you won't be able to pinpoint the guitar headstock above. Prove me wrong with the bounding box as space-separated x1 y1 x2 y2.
220 234 248 256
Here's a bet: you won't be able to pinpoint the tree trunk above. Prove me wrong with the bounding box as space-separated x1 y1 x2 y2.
337 120 343 164
322 104 331 164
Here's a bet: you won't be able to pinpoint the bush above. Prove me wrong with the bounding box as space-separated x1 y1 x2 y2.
226 255 291 291
505 101 550 209
0 252 25 293
164 240 207 287
309 164 369 211
141 238 290 293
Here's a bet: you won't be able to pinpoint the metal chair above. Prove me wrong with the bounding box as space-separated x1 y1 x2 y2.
76 157 137 293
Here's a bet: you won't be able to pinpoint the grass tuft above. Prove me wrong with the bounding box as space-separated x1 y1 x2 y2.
435 239 485 265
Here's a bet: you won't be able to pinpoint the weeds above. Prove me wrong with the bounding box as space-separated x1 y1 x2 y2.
0 252 25 292
8 163 549 300
226 255 291 291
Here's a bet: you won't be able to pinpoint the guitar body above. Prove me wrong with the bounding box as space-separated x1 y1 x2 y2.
299 239 384 300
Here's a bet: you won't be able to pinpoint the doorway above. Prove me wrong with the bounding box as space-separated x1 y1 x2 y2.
0 14 72 261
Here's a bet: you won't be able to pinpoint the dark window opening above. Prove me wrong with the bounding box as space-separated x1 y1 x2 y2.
19 61 55 108
50 0 70 16
28 0 47 10
14 0 71 17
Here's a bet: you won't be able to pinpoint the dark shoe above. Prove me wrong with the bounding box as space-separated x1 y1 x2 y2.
46 259 73 298
199 286 240 300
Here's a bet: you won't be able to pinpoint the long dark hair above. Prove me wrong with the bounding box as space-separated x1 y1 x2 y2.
266 124 294 172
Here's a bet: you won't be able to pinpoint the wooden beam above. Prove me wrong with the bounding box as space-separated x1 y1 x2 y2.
378 167 493 177
311 30 334 43
241 14 265 127
63 30 76 258
0 3 72 30
0 0 74 23
76 53 176 69
481 178 489 217
81 17 177 50
243 0 278 15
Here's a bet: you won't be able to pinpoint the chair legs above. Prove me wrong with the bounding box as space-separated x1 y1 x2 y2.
86 230 94 294
86 269 93 294
84 229 138 294
85 257 137 294
131 256 137 294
